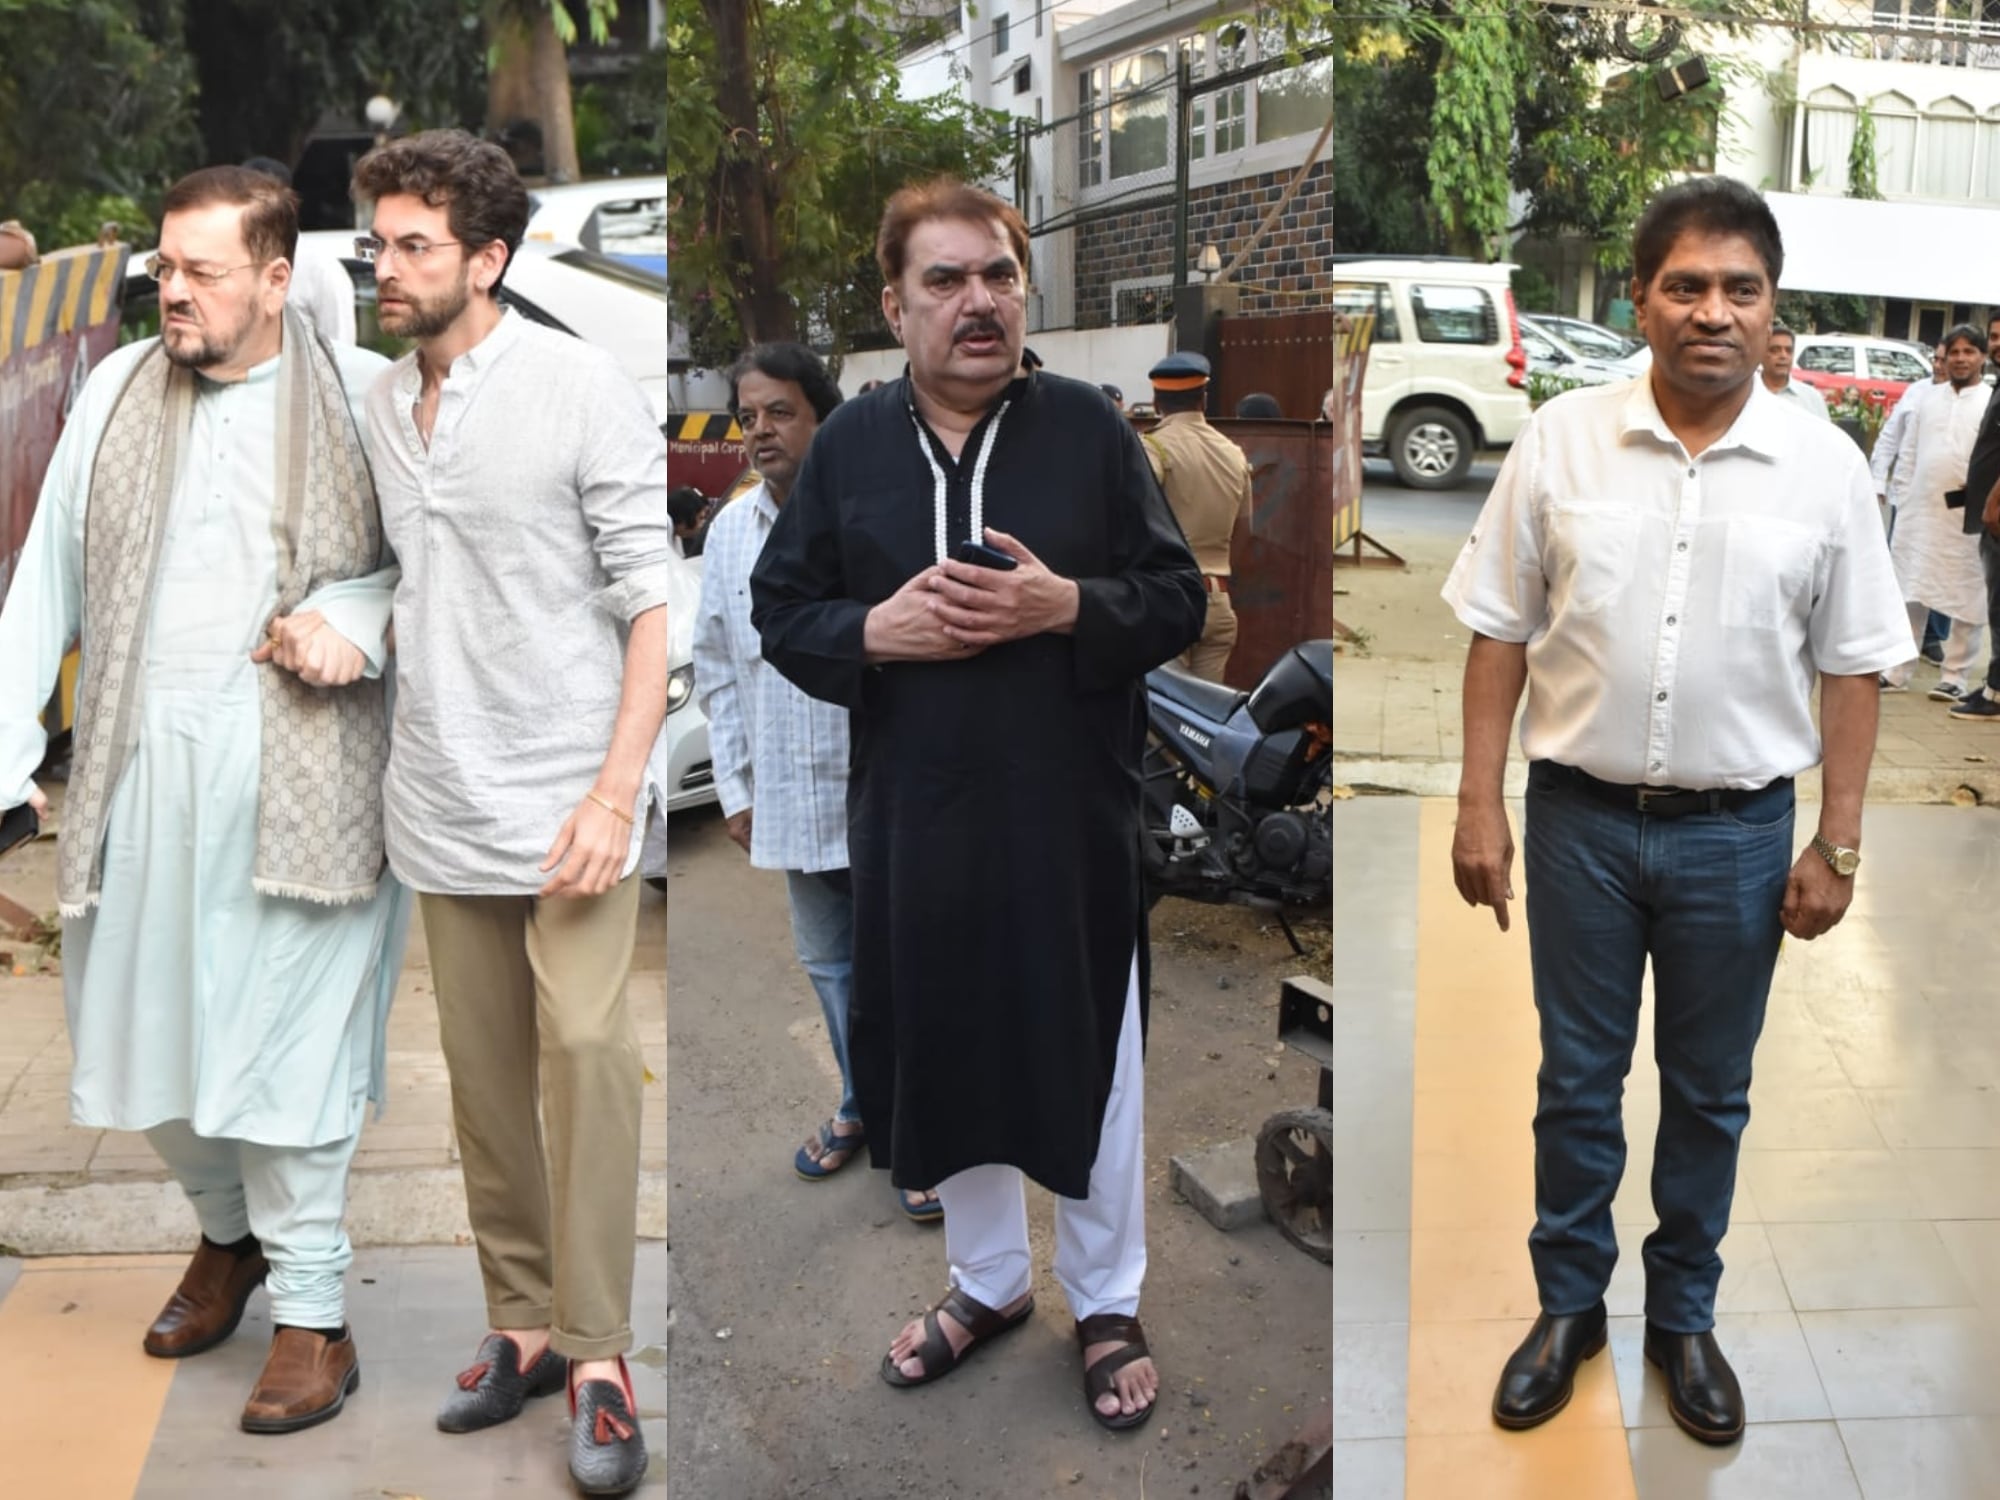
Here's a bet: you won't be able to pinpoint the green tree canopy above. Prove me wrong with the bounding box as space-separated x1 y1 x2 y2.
0 0 200 248
667 0 1012 367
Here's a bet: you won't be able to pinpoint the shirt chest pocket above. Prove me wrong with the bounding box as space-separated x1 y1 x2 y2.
1544 501 1641 615
1718 515 1821 631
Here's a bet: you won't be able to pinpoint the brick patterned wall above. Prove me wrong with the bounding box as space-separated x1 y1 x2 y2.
1073 158 1331 331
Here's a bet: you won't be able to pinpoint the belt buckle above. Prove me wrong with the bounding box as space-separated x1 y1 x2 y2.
1635 786 1670 814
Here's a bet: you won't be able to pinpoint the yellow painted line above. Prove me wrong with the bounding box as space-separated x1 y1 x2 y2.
0 268 21 361
89 247 124 326
0 1258 180 1499
21 255 62 349
59 253 92 333
1403 798 1638 1498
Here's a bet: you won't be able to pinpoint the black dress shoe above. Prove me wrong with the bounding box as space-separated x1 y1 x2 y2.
1643 1325 1744 1445
1491 1302 1608 1430
437 1333 567 1433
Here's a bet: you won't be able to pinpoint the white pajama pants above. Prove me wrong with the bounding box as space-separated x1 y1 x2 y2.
146 1120 361 1328
1884 600 1983 689
935 954 1147 1320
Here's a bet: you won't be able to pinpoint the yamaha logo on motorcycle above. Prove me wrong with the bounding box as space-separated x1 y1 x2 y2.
1177 722 1212 749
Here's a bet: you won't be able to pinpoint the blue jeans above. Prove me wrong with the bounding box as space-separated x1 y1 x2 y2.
785 868 859 1125
1521 761 1793 1333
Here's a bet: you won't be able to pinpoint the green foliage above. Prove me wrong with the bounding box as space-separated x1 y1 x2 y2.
1848 107 1882 201
182 0 490 166
1332 31 1440 254
1776 290 1875 336
577 44 666 175
1527 369 1589 406
1336 0 1788 263
1421 9 1515 258
0 0 199 252
668 0 1013 363
1511 264 1557 313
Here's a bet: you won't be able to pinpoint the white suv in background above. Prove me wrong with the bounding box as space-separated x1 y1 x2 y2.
1331 258 1534 489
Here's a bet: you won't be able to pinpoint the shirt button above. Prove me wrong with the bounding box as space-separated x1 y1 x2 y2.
1677 541 1689 552
1657 691 1669 702
1686 465 1696 477
1666 615 1678 625
1652 761 1663 771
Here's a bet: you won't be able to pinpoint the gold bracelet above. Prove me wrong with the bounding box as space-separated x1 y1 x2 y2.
585 791 635 826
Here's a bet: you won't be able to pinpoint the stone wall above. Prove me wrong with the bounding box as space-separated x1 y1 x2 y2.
1073 158 1331 330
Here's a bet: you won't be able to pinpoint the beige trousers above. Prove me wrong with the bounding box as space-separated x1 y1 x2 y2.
421 878 644 1359
1178 587 1239 683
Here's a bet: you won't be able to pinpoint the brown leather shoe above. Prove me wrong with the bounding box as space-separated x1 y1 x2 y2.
143 1237 269 1358
240 1326 361 1434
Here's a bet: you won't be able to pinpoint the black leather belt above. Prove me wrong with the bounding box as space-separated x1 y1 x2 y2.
1548 763 1792 818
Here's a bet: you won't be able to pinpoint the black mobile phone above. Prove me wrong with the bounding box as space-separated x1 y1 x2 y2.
1945 487 1969 509
952 539 1018 571
0 802 39 859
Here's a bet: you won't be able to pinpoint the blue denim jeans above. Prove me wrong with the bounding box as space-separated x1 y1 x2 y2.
1521 761 1794 1333
785 868 859 1125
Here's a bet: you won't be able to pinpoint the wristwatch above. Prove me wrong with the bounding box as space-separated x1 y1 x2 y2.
1811 833 1860 877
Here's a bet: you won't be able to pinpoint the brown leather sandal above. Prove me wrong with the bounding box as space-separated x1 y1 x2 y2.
1076 1312 1158 1431
879 1285 1034 1389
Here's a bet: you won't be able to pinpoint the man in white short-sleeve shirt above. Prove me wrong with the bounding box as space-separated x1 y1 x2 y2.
1442 176 1910 1448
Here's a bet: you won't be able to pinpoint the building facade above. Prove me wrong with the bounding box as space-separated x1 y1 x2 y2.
895 0 1332 334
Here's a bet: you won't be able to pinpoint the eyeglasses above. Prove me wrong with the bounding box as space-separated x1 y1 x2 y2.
353 235 463 267
144 254 265 288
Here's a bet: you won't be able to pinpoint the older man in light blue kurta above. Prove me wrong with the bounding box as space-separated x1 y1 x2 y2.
0 167 408 1436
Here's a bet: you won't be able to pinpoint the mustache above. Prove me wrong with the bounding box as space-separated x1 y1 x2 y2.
164 301 198 321
952 318 1003 343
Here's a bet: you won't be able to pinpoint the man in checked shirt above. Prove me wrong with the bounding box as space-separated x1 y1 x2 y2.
692 341 942 1224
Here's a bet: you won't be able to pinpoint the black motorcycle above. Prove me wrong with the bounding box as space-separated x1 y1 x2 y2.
1141 640 1333 951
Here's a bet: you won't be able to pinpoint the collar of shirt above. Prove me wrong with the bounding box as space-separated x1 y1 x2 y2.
390 305 524 406
1615 373 1789 463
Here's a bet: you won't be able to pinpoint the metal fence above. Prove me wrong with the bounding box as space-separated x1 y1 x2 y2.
1012 36 1331 330
1816 0 2000 66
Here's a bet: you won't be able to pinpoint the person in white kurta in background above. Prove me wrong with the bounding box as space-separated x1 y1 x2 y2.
0 167 406 1434
1870 342 1947 523
1881 325 1991 699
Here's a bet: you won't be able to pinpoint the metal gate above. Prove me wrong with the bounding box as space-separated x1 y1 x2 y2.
1214 309 1334 423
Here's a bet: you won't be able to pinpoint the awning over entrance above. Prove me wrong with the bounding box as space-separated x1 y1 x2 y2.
1766 191 2000 306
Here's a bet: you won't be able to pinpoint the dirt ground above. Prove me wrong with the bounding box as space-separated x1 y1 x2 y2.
663 801 1331 1500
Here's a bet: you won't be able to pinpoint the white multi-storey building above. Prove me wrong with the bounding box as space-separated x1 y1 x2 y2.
1526 2 2000 338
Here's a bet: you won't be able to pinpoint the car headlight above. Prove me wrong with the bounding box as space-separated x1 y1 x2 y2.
666 662 695 716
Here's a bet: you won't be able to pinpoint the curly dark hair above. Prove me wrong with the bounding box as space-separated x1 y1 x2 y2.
351 129 529 285
728 342 844 423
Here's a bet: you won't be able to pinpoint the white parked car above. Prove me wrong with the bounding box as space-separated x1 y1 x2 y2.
1518 315 1648 387
526 177 667 277
1331 257 1533 489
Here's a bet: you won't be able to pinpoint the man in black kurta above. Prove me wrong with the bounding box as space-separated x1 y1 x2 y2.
750 179 1202 1428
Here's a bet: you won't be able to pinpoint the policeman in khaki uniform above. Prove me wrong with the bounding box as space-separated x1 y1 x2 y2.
1141 352 1254 681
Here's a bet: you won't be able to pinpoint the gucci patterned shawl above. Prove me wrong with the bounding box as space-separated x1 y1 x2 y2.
60 306 390 918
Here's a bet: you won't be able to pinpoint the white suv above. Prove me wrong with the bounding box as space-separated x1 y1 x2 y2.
1332 258 1533 489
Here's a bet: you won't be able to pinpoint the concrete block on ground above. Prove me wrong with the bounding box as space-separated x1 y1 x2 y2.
1171 1135 1266 1233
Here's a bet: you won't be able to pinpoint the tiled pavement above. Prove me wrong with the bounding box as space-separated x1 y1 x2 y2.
0 784 667 1251
1332 795 2000 1499
0 1242 667 1497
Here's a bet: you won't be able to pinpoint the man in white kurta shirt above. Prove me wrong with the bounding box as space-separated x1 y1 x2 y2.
352 130 668 1497
1869 341 1946 518
0 167 404 1434
1880 325 1992 699
1444 177 1910 1446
